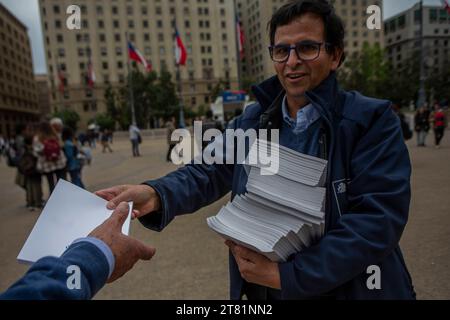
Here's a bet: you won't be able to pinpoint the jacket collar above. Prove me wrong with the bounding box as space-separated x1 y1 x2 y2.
252 71 342 123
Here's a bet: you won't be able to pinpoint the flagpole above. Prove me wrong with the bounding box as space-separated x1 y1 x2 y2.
126 32 137 126
234 0 243 90
55 54 63 111
417 0 426 110
174 18 185 128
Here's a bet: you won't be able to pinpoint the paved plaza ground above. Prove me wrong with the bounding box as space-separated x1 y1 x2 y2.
0 131 449 299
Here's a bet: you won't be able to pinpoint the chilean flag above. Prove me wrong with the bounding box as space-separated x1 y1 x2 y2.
236 15 245 60
443 0 450 14
87 59 96 88
128 41 152 72
174 28 187 66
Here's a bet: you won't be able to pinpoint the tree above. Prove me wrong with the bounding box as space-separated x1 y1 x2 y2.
338 43 391 99
338 43 422 108
53 109 80 131
152 67 179 119
90 114 115 131
210 79 227 101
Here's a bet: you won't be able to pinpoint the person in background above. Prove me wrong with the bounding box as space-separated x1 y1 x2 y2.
0 134 5 162
432 105 447 149
0 203 156 300
129 123 141 157
50 118 64 141
414 106 430 147
18 135 43 211
101 129 113 154
34 122 67 194
62 127 85 189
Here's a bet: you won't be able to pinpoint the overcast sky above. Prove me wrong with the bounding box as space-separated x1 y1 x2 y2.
0 0 445 75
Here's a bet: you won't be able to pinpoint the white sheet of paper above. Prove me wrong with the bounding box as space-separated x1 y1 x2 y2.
17 179 132 264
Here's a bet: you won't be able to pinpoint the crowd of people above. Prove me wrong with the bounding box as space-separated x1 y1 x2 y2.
1 118 92 211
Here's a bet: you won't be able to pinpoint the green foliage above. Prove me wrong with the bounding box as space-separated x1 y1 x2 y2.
53 109 80 131
104 67 179 130
89 114 115 131
338 43 449 108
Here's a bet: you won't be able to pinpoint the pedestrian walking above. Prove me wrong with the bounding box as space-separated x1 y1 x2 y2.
62 127 85 189
18 135 43 211
414 107 430 147
101 129 113 153
129 123 141 157
432 106 447 149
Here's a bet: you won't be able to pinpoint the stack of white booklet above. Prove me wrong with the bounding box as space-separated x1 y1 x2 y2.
207 140 328 262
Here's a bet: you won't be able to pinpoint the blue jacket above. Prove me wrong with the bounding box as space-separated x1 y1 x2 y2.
0 242 109 300
63 140 81 172
140 72 415 300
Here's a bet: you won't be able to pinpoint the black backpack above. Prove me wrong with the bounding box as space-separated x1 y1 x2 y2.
18 151 38 176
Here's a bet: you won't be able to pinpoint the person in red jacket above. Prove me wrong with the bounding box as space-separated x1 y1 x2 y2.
432 106 447 149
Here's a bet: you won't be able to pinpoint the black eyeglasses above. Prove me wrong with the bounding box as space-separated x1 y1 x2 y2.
268 41 331 63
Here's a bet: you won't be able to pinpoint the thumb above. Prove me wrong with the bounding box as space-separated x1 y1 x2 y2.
110 202 130 230
134 239 156 261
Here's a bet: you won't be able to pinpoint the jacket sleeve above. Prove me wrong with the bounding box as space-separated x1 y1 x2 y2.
139 123 239 232
139 162 234 231
0 242 109 300
278 104 412 299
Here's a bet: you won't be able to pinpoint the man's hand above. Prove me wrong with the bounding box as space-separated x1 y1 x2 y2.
95 184 161 219
89 202 156 283
225 241 281 290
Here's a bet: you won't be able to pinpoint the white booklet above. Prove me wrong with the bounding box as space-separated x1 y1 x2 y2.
17 179 132 264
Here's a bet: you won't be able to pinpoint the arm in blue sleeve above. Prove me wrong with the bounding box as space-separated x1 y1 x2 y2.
139 162 234 232
139 120 241 231
0 241 110 300
279 104 412 298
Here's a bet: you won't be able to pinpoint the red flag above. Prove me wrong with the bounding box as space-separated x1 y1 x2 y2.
443 0 450 14
87 59 96 88
128 41 152 72
175 28 187 66
236 15 245 60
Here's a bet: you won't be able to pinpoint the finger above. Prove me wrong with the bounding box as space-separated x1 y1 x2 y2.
132 210 140 220
234 245 260 263
95 186 124 201
225 240 236 250
107 189 134 210
110 202 130 229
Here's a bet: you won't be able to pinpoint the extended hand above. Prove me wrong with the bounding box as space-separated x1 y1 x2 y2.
95 184 161 219
89 202 156 283
225 241 281 290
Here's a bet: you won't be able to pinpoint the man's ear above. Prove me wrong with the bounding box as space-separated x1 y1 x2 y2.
331 48 344 70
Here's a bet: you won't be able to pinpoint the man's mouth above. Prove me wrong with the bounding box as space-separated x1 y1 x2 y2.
286 73 307 80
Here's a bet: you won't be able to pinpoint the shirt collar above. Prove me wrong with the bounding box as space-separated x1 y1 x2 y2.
281 95 321 131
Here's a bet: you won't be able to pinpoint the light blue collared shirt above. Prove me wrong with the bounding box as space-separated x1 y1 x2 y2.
281 96 321 134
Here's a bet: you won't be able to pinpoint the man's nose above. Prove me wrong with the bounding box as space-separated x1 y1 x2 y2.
286 48 302 68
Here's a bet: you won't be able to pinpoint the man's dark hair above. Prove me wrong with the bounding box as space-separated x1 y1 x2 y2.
268 0 346 66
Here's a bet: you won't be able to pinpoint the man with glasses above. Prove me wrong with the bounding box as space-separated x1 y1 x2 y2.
96 1 414 300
